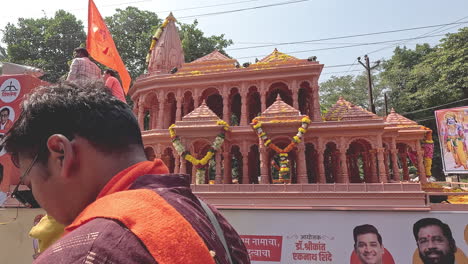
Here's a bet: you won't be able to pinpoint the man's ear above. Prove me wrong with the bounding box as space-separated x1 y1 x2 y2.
46 134 74 178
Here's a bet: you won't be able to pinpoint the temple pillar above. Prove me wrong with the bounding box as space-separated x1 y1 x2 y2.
215 152 222 184
241 90 248 126
369 150 378 183
296 142 308 183
312 79 322 122
180 158 186 175
317 147 326 183
416 141 427 183
175 98 182 121
362 153 370 182
191 162 197 184
137 100 145 130
390 138 400 181
384 149 390 181
376 148 387 183
259 146 269 184
339 148 349 183
261 92 267 112
223 151 232 184
157 100 164 129
400 152 410 181
151 105 158 129
390 149 400 181
154 144 162 159
241 149 249 184
291 79 298 109
223 94 229 123
174 155 180 174
164 102 172 128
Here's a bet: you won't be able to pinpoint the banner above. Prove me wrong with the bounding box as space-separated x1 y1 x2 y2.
0 75 46 193
221 209 468 264
435 106 468 174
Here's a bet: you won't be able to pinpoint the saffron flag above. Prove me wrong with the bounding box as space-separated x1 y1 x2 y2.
87 0 131 94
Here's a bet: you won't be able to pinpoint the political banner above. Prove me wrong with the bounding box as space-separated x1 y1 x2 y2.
0 74 47 193
435 106 468 174
221 209 468 264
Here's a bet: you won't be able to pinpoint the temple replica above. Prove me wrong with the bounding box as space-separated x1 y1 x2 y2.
130 14 442 209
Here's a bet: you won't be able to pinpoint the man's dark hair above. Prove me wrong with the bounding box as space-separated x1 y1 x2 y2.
413 218 456 249
353 224 382 246
74 47 89 57
104 69 117 77
2 81 143 164
0 107 10 115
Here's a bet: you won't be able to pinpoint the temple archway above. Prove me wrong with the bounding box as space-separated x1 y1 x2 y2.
247 86 261 123
267 138 297 183
248 144 260 184
191 140 212 184
230 145 242 183
162 147 175 173
305 143 319 183
200 88 223 118
397 143 415 181
347 139 373 183
164 92 177 128
266 82 292 108
324 142 339 183
143 92 159 130
298 81 312 116
144 146 156 161
229 88 241 126
182 91 194 117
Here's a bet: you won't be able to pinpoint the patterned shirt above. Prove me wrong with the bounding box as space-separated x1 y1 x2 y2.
34 174 250 264
67 57 101 83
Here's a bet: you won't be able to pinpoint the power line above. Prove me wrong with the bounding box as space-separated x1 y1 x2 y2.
367 14 468 56
401 98 468 116
177 0 309 20
414 117 435 123
234 33 449 60
157 0 266 14
320 69 363 76
227 21 468 51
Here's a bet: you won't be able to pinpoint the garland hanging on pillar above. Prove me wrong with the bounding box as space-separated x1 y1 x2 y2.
251 116 311 183
169 121 230 184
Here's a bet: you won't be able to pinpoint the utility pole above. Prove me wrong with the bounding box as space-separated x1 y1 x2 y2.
357 55 380 114
384 93 388 116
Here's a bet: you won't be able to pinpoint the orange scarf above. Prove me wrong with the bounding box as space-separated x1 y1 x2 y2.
66 159 215 264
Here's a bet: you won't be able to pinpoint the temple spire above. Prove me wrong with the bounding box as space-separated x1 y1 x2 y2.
147 13 185 74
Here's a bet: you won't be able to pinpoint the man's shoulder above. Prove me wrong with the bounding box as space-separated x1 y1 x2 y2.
34 218 156 264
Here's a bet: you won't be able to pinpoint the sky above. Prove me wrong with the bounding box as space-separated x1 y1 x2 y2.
1 0 468 82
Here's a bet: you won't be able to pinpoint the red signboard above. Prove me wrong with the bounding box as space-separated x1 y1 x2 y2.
0 74 47 193
241 235 283 262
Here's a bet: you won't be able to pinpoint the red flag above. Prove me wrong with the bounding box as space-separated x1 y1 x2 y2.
87 0 131 94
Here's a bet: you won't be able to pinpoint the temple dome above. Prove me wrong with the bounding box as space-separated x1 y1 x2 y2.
147 12 185 74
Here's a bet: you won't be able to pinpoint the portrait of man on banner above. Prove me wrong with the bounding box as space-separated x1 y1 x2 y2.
350 224 395 264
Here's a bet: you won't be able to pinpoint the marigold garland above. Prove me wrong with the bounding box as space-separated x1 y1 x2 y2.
169 121 230 184
251 116 311 183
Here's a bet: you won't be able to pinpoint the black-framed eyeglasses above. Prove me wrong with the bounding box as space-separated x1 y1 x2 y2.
11 153 41 208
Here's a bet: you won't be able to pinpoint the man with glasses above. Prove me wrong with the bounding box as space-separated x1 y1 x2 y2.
2 81 249 264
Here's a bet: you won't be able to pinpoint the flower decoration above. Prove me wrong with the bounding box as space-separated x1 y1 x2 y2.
251 116 311 183
169 121 230 184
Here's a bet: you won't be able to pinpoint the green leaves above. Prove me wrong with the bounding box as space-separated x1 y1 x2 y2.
179 19 233 63
1 11 85 82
